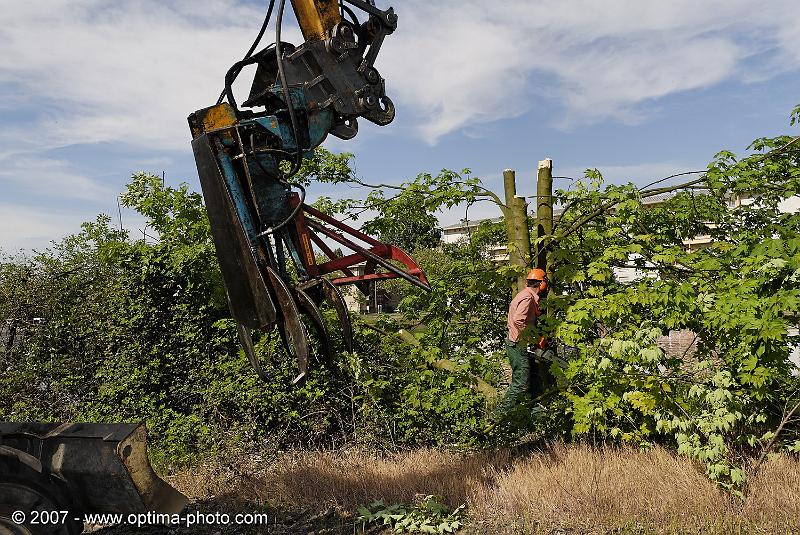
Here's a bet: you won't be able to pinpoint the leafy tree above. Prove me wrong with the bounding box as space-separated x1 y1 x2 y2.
546 116 800 491
360 189 442 252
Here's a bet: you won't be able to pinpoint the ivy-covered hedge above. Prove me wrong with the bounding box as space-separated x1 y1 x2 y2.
0 174 499 466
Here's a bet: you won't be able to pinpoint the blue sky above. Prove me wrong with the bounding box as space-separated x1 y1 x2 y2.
1 0 799 251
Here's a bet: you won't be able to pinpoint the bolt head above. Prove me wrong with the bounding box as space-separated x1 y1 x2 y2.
365 68 380 84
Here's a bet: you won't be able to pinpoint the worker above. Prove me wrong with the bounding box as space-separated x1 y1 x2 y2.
494 268 549 417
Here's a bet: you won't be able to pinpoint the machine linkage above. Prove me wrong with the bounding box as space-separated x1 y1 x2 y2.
189 0 429 383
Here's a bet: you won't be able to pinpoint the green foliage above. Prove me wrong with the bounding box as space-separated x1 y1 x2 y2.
360 194 442 252
345 319 495 447
353 168 491 253
549 109 800 490
357 496 465 534
0 167 496 462
293 146 358 187
0 173 346 462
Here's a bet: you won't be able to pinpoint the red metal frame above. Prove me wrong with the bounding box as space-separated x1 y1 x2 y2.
286 194 429 292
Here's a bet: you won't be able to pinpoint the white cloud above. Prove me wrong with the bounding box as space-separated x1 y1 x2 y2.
552 37 739 126
0 0 798 151
0 202 150 253
0 155 114 202
382 0 800 141
0 205 88 252
0 0 299 152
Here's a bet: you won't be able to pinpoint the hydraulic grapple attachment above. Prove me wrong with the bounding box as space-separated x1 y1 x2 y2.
192 123 429 383
189 0 430 383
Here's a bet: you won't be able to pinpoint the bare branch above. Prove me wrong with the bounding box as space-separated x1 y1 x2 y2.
555 177 707 244
751 397 800 479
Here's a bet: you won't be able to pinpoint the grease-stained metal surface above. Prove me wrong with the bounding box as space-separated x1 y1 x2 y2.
265 265 310 384
188 103 238 138
192 133 277 330
290 0 342 41
293 286 332 366
0 422 187 516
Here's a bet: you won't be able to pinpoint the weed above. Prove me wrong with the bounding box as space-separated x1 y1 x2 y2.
357 495 465 534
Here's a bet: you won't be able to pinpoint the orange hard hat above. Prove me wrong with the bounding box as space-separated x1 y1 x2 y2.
526 268 549 291
526 268 547 281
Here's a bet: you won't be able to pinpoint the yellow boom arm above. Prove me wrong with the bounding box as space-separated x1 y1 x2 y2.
290 0 342 41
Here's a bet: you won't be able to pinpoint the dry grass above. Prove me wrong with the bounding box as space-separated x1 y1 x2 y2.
469 445 785 534
169 444 800 534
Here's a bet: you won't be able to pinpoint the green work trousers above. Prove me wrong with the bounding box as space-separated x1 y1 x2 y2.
495 338 539 416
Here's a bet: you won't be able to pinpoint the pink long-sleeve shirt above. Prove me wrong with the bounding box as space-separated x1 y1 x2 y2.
507 286 540 342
